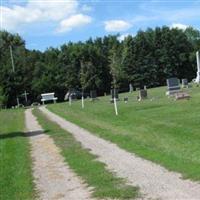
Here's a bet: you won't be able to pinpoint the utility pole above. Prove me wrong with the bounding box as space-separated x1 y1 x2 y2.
9 45 15 72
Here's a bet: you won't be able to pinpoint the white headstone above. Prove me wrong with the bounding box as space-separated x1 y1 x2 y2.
195 51 200 84
129 83 133 93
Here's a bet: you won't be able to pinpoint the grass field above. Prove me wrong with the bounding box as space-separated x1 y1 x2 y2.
48 86 200 181
33 108 138 199
0 109 36 200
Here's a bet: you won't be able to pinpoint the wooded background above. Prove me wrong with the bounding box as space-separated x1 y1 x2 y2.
0 26 200 107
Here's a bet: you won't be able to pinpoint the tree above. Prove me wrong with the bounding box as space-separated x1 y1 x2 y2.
0 27 199 107
109 47 123 88
0 86 7 108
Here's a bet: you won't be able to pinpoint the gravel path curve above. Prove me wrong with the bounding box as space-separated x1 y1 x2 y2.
25 109 93 200
40 106 200 200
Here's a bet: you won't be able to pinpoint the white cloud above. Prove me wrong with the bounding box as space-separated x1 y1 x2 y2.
56 14 92 33
104 20 132 32
0 0 92 33
118 33 129 41
171 23 188 30
118 33 136 41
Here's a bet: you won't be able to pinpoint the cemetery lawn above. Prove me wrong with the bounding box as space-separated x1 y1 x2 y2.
33 108 138 199
48 86 200 181
0 109 36 200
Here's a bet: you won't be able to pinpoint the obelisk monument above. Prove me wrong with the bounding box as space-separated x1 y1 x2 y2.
195 51 200 84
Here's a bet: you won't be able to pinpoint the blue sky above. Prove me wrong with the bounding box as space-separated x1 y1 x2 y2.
1 0 200 51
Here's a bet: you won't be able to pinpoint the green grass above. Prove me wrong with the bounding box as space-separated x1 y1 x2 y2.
0 109 36 200
33 108 138 199
48 86 200 181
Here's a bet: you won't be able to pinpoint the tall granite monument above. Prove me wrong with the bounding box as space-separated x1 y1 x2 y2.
194 51 200 84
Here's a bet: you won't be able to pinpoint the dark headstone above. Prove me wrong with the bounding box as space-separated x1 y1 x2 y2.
182 79 188 88
166 78 180 95
124 97 128 103
139 89 147 100
167 78 180 89
136 87 140 91
90 90 97 99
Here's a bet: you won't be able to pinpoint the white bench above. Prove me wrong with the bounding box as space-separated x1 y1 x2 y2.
41 93 58 105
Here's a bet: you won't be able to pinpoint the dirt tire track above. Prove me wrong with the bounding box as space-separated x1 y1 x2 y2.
25 109 93 200
40 106 200 200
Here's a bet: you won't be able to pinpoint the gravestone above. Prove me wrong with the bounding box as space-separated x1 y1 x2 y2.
182 79 188 88
194 51 200 84
124 97 128 103
129 83 133 93
90 90 97 100
136 87 140 91
138 89 147 101
166 78 180 95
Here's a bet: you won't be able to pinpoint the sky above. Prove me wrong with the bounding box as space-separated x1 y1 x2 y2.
1 0 200 51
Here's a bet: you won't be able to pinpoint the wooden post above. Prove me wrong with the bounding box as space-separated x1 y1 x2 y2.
114 97 118 115
113 88 118 115
81 96 84 109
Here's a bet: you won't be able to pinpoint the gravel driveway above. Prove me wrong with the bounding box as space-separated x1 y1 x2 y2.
25 109 93 200
40 106 200 200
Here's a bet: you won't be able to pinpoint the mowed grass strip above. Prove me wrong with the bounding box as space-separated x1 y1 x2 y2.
0 109 36 200
48 86 200 181
33 108 139 199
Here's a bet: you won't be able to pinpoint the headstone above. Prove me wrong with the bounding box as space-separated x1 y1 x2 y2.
166 78 180 95
136 87 140 91
144 85 147 90
138 89 147 101
194 51 200 84
124 97 128 103
90 90 97 100
129 83 133 93
182 79 188 88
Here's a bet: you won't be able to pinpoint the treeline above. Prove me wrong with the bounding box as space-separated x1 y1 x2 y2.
0 26 200 107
